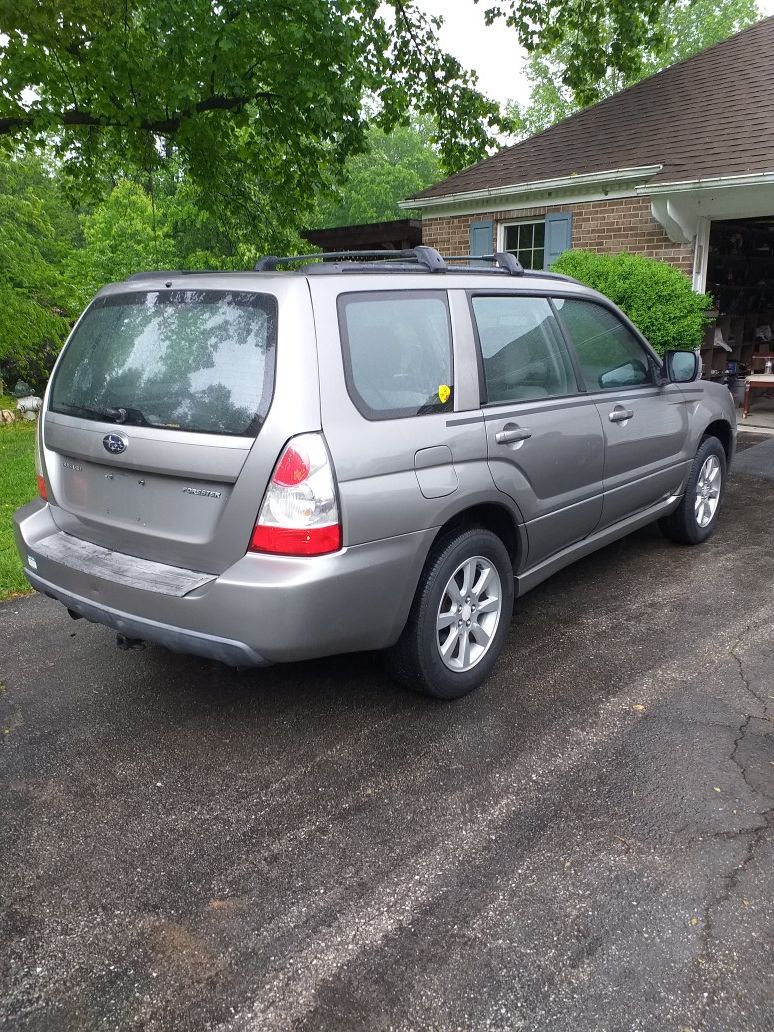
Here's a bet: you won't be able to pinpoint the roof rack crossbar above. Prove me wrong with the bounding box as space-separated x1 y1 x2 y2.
255 246 446 273
443 253 525 276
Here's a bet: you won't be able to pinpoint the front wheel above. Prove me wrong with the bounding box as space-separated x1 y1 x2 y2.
384 528 514 700
659 436 727 545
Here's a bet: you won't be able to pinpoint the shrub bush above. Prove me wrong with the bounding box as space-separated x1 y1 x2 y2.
552 250 711 356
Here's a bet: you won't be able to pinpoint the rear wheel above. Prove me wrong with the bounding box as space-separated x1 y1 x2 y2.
385 528 514 700
659 435 726 545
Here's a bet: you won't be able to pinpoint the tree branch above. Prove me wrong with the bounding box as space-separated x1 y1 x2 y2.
52 50 80 110
0 91 278 137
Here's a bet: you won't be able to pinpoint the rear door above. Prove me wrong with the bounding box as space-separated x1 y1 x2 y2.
308 276 489 547
553 297 691 529
42 276 320 573
469 292 605 568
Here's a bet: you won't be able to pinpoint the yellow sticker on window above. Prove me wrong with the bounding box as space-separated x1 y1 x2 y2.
438 384 451 404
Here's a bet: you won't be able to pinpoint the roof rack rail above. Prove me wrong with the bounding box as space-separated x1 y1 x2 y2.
444 253 525 276
255 246 447 273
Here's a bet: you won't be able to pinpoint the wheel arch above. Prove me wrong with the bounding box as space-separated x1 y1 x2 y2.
385 504 519 697
428 501 523 567
701 418 733 461
386 499 524 648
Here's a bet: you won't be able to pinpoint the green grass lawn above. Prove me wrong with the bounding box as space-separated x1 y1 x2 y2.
0 411 37 600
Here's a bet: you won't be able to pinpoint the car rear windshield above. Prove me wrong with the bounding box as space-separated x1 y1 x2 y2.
50 289 277 436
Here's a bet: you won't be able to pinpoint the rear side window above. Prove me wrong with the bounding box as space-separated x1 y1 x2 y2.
471 294 577 404
50 290 277 436
555 298 653 391
337 291 452 419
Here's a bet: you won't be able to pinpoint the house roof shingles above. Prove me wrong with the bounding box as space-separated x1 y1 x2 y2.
412 16 774 201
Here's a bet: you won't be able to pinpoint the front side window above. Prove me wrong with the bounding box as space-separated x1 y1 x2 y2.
503 221 545 270
51 290 277 436
338 292 452 419
471 295 577 404
555 298 653 391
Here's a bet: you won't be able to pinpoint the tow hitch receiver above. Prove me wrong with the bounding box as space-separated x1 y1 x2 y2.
116 634 147 652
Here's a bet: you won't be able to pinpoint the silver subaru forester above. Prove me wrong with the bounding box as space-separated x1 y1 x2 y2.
14 247 736 699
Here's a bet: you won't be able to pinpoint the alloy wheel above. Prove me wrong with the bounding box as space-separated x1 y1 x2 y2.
436 556 502 672
695 454 722 528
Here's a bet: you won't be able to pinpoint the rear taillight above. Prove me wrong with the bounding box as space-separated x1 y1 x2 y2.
249 433 341 557
34 424 48 501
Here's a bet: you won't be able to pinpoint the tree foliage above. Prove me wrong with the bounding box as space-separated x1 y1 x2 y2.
67 181 177 305
482 0 690 107
312 120 442 228
553 250 711 354
0 154 78 386
66 174 292 306
0 0 736 387
0 0 509 247
510 0 760 135
0 2 711 240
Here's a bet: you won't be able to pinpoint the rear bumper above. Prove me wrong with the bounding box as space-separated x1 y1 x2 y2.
23 568 268 666
14 500 435 666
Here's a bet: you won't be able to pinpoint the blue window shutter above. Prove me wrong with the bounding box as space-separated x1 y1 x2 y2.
469 219 493 261
544 211 573 268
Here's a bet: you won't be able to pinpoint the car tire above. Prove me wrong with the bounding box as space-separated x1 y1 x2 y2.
384 527 514 700
659 435 727 546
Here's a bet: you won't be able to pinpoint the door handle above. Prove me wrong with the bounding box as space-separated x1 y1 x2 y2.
495 425 532 445
608 407 634 423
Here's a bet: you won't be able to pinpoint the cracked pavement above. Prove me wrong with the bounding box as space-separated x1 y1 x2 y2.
1 460 773 1031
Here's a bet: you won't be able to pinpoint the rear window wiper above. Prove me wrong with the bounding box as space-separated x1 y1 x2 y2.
57 401 151 426
114 406 150 426
57 401 123 422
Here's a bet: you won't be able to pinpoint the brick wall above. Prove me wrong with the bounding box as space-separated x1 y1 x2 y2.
421 196 694 274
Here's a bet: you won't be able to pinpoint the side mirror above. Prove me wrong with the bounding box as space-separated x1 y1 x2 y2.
663 349 700 384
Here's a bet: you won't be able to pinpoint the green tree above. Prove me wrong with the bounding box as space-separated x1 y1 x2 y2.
480 0 753 106
510 0 760 136
0 2 713 244
0 0 508 249
67 181 177 305
0 153 77 388
157 171 242 270
68 173 303 304
312 120 442 228
156 166 308 269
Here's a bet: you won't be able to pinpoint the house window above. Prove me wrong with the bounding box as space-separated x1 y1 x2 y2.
502 221 545 270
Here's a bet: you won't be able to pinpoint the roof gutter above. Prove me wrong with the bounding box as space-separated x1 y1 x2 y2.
400 165 663 211
638 170 774 195
646 170 774 244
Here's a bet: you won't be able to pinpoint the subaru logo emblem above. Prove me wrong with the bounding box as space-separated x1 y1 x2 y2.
103 432 128 455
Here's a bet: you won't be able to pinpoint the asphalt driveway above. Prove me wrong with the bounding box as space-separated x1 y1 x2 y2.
1 449 773 1031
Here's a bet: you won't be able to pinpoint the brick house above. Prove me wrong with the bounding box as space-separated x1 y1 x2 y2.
402 16 774 324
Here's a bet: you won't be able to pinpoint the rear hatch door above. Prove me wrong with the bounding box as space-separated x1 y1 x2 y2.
42 276 318 574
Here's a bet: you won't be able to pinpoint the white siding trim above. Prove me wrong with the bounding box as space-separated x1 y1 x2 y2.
692 217 711 293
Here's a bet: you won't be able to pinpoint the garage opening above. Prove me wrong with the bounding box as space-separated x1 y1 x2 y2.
702 216 774 428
